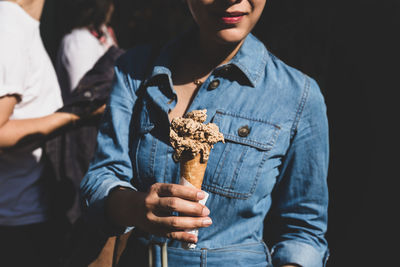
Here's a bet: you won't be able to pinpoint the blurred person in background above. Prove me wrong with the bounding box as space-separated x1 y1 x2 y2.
0 0 80 266
44 2 124 266
56 0 117 102
0 0 104 266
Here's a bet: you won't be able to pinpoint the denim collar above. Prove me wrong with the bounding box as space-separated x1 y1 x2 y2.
149 30 269 88
229 33 269 87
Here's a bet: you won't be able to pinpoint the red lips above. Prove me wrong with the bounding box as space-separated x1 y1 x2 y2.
220 11 247 24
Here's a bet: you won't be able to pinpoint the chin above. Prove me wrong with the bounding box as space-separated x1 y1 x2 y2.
215 28 249 45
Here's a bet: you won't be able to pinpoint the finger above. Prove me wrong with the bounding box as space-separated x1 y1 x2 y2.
157 197 210 217
165 231 198 243
93 104 106 115
157 183 206 201
156 215 213 231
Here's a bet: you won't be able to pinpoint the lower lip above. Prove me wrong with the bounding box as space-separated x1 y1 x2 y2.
220 15 244 24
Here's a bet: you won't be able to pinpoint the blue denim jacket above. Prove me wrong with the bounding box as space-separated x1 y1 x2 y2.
81 32 329 267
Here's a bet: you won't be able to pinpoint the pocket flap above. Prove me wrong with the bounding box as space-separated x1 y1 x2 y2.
136 103 154 134
212 111 280 151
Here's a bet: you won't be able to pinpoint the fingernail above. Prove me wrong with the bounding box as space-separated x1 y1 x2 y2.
197 191 205 199
202 218 212 226
189 236 197 243
202 207 210 216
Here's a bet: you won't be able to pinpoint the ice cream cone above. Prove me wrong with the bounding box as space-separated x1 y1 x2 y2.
170 109 224 249
178 154 209 250
179 154 207 189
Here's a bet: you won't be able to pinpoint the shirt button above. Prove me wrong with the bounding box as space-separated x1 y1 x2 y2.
83 91 92 98
172 153 180 163
208 79 220 90
238 125 250 137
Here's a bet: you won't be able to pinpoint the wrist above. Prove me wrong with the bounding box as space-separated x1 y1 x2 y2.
56 112 79 126
106 187 144 228
69 113 79 125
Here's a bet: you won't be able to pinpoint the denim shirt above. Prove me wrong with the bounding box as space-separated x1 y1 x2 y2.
81 32 329 267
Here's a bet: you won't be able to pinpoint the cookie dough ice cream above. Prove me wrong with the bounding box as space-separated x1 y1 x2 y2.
170 109 224 188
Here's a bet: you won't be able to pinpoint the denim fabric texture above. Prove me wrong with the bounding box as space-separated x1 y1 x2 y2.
81 31 329 267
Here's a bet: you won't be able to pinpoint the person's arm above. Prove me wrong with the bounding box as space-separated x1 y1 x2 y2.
0 95 78 149
270 78 330 267
80 53 211 242
0 33 80 150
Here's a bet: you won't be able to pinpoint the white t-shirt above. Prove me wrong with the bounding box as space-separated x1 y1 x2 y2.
56 26 115 97
0 2 63 226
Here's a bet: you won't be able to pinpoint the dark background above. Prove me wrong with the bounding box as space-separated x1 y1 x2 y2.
40 0 399 266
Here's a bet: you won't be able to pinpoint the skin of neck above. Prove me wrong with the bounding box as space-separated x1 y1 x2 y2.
197 29 245 68
173 28 246 86
176 28 244 84
6 0 45 21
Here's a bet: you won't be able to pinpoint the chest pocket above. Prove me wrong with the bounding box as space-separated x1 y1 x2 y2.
202 111 281 199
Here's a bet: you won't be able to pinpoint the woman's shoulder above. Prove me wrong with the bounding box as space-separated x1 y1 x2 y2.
266 51 305 83
258 48 326 122
265 49 323 99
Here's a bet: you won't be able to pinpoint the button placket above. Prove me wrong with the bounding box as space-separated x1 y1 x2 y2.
208 79 220 90
185 74 218 114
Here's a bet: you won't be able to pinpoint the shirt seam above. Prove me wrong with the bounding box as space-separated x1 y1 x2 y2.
253 47 269 86
290 74 310 139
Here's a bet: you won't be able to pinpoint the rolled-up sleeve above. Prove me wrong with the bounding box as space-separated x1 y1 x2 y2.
271 78 330 267
0 36 27 99
80 60 138 235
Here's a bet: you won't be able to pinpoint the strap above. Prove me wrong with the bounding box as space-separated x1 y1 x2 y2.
148 242 168 267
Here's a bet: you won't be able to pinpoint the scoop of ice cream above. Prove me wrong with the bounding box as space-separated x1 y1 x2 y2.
170 109 224 162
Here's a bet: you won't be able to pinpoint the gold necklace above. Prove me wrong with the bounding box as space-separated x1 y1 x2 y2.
194 80 203 87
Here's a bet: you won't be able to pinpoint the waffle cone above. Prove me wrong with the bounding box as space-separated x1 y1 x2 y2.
180 154 208 189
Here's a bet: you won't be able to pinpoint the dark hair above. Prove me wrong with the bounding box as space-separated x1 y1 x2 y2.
60 0 114 34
